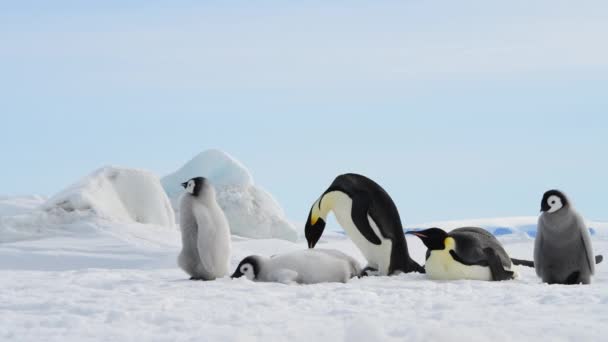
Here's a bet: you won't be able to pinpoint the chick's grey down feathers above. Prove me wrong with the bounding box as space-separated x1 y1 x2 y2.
535 191 597 285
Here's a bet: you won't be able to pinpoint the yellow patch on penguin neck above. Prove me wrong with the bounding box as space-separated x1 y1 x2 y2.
444 237 456 250
311 192 339 225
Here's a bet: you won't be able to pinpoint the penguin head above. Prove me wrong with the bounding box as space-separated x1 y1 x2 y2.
406 228 449 250
541 190 569 213
181 177 206 197
305 196 331 249
231 256 260 280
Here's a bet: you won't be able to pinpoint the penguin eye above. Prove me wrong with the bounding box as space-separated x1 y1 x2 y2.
551 200 556 204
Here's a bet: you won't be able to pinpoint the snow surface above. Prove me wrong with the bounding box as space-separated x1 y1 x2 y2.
1 195 606 342
162 150 297 241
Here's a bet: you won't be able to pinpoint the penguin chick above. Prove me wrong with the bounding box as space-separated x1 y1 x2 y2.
178 177 231 280
231 249 361 284
407 227 527 281
535 190 602 285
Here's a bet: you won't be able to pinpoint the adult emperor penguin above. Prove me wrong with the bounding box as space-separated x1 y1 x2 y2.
178 177 231 281
407 227 533 281
305 173 423 276
231 249 361 284
535 190 603 285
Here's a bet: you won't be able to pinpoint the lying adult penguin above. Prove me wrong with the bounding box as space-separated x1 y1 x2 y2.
305 173 423 276
407 227 534 281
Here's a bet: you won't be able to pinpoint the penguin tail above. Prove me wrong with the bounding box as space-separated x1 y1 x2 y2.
596 255 603 264
511 258 535 268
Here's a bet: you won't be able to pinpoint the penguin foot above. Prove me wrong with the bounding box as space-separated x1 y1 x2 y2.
484 248 515 281
564 271 581 285
411 261 426 274
189 276 206 281
359 266 379 277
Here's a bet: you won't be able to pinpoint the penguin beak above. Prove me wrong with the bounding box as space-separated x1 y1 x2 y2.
406 231 427 239
181 182 188 189
231 269 243 279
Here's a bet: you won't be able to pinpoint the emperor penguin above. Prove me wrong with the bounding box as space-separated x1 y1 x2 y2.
407 227 534 281
231 249 361 284
305 173 423 276
178 177 231 280
535 190 603 285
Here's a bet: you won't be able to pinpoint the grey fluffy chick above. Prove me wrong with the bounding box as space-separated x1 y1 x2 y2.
535 190 601 285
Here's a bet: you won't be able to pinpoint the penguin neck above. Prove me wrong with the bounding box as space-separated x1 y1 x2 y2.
319 191 342 218
428 237 456 258
542 206 575 230
190 191 217 206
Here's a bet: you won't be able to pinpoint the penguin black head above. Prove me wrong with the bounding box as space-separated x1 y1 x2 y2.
406 228 449 250
181 177 206 197
541 190 569 213
231 256 260 280
305 199 327 249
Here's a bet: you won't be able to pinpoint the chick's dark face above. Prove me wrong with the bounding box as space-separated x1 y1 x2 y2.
540 189 568 213
182 177 206 197
231 256 259 280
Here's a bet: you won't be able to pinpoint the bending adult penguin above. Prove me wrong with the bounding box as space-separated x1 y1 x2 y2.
231 249 361 284
178 177 231 281
407 227 533 281
305 173 423 276
535 190 603 285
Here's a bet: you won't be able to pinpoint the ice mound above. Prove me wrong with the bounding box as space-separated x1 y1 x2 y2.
44 167 176 227
162 149 253 199
162 149 298 241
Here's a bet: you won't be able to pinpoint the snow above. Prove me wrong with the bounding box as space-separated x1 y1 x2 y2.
162 150 298 241
43 167 175 228
1 202 606 341
0 195 46 216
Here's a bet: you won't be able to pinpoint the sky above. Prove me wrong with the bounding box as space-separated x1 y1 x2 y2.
1 0 607 224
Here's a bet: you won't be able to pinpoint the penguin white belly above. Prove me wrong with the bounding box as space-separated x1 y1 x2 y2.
425 249 492 281
327 192 393 275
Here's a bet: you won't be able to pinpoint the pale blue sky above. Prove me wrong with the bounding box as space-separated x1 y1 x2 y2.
1 1 607 223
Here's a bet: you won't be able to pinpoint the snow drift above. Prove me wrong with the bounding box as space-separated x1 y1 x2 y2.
44 167 175 227
161 149 298 241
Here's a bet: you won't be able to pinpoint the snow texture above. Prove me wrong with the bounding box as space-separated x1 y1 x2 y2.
0 206 606 342
43 166 176 228
162 150 297 241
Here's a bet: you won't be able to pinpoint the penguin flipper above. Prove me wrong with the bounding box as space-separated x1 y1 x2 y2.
350 193 382 245
576 215 595 274
511 258 535 267
269 269 300 284
483 248 515 281
449 250 489 267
